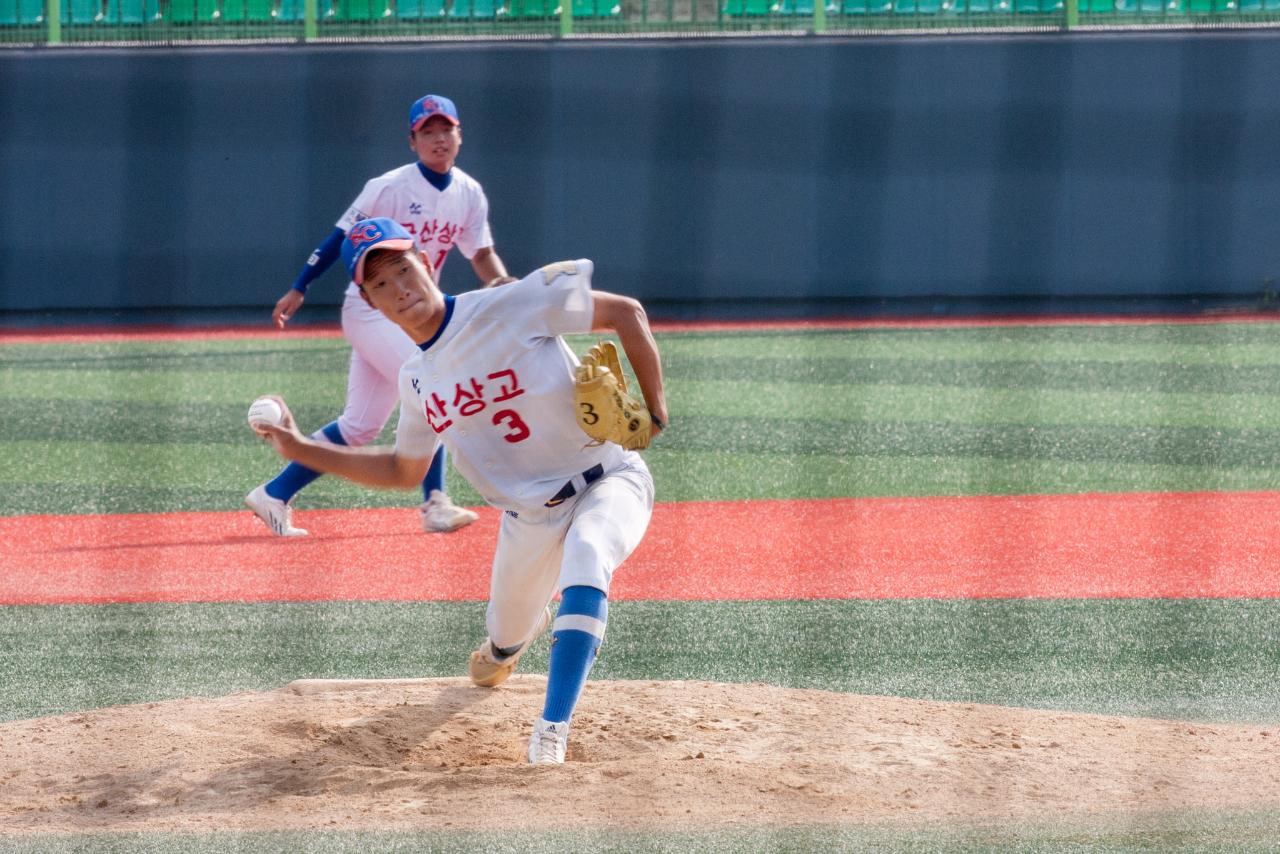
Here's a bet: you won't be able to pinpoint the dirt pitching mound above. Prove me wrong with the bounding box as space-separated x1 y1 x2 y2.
2 677 1278 834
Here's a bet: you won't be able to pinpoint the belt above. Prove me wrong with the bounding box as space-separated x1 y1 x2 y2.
545 463 605 507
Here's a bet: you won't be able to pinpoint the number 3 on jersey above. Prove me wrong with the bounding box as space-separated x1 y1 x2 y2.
493 409 530 443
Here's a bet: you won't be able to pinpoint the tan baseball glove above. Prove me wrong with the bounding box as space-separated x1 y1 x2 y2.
574 341 654 451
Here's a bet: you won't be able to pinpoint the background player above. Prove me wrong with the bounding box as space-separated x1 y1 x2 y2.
254 218 669 764
247 94 517 538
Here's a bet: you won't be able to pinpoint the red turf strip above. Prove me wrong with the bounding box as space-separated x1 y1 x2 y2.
1 493 1276 605
4 312 1280 344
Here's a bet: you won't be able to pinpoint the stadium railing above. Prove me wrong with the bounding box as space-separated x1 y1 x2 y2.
3 0 1278 46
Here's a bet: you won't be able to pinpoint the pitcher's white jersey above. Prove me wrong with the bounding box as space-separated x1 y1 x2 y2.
337 163 494 290
393 259 629 515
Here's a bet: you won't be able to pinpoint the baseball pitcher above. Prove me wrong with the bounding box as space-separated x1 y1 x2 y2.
254 218 669 765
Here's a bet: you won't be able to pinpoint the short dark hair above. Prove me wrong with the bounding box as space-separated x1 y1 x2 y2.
360 247 408 286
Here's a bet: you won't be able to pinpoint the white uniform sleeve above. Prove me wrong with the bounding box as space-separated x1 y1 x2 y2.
335 179 386 232
453 184 494 260
499 259 596 343
393 368 442 461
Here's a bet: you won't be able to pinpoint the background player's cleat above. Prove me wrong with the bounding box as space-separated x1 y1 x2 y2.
469 604 553 688
244 485 308 537
527 718 569 764
420 489 479 533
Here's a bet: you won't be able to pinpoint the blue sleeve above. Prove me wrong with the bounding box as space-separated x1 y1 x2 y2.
290 227 347 294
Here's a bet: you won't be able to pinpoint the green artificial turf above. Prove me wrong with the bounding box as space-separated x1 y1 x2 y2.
6 810 1280 853
2 599 1276 725
3 324 1280 516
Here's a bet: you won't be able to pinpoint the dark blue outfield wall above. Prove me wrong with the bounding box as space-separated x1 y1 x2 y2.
3 32 1280 313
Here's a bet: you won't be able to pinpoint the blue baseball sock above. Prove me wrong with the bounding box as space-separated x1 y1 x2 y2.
422 446 447 500
264 421 346 502
541 585 608 724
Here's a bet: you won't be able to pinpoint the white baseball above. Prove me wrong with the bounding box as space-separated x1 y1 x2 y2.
247 397 285 430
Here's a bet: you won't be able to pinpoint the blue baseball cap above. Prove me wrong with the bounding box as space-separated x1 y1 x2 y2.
342 218 415 285
409 94 460 131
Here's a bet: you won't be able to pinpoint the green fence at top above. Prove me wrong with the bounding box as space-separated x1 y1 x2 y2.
3 0 1279 46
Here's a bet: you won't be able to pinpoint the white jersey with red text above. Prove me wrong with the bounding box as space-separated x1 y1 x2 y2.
393 259 633 514
392 258 653 645
330 162 494 446
338 162 493 283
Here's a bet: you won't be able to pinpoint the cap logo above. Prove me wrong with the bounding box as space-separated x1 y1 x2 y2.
348 222 384 248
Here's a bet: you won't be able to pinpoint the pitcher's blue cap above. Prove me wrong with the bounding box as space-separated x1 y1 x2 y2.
343 218 415 284
409 94 460 131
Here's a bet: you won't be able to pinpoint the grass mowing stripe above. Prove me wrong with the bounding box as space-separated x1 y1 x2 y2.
661 354 1280 396
659 417 1280 469
0 369 349 404
685 417 1280 467
7 407 1280 468
13 338 1280 395
8 381 1280 448
9 812 1280 854
658 322 1280 365
1 600 1276 725
676 379 1280 430
10 324 1280 377
0 333 619 373
0 338 349 370
653 453 1280 500
4 450 1280 517
0 399 369 445
7 323 1280 373
9 368 1280 432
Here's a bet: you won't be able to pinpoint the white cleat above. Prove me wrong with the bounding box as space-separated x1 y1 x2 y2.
244 485 308 537
527 718 569 765
420 489 479 533
469 604 553 688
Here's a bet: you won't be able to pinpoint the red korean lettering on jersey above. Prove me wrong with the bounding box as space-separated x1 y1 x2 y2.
487 369 525 402
423 392 453 434
452 378 486 417
436 222 459 246
411 219 459 271
414 219 461 245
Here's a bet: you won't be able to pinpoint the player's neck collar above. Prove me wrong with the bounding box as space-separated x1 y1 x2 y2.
418 294 455 351
417 162 453 192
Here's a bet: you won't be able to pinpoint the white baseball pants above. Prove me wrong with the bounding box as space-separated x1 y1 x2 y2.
485 455 654 651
